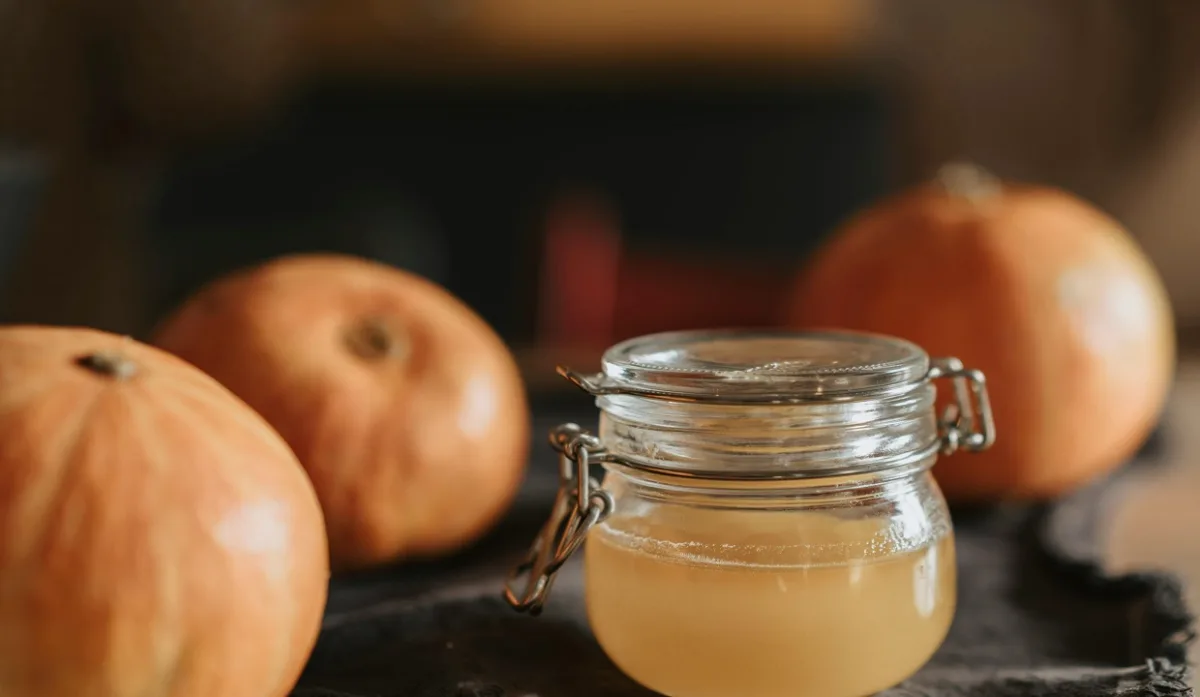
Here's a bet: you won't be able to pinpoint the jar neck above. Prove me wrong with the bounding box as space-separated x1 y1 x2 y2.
596 382 940 480
602 458 939 509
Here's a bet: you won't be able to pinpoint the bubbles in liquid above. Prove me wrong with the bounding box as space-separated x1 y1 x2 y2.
584 506 955 697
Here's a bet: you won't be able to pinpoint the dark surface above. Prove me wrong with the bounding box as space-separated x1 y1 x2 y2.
291 414 1194 697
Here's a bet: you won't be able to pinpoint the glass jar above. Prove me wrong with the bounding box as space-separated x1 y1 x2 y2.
505 329 995 697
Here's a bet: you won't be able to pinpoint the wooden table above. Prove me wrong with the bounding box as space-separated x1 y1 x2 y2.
1105 355 1200 684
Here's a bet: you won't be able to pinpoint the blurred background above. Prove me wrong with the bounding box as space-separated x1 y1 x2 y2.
4 0 1200 674
4 0 1200 382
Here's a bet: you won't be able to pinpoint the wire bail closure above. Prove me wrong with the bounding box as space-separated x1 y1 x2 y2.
503 423 615 615
927 357 995 455
504 354 995 614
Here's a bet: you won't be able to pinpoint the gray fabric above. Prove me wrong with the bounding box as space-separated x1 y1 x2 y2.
292 417 1193 697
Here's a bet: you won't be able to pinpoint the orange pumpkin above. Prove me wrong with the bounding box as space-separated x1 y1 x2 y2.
153 254 530 571
0 326 328 697
786 163 1176 502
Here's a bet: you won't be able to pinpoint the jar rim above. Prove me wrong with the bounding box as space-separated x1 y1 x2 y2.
589 328 931 403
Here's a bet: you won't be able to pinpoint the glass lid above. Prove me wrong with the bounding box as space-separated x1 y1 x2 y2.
586 328 930 402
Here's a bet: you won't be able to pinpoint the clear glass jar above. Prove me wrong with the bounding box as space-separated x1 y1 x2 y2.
505 329 995 697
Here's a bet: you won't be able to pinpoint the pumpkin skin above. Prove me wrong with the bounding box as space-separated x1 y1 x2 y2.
153 254 530 571
0 326 328 697
786 165 1176 502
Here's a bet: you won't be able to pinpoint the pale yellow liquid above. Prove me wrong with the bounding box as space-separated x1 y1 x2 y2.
585 505 955 697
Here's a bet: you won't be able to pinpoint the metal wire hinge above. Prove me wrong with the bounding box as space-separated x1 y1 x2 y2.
928 357 996 455
503 423 615 615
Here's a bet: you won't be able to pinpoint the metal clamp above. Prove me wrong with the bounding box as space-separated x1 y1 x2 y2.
928 357 996 455
503 423 615 615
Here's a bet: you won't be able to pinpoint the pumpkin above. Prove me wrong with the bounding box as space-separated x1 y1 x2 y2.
153 254 530 571
786 163 1176 502
0 326 328 697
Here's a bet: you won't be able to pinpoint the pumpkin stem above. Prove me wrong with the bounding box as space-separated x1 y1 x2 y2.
76 351 138 380
935 161 1002 203
344 317 410 362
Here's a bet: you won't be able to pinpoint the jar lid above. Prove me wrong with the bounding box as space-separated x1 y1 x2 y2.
573 329 930 403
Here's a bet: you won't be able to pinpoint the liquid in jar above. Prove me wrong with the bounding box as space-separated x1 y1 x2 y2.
584 496 955 697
